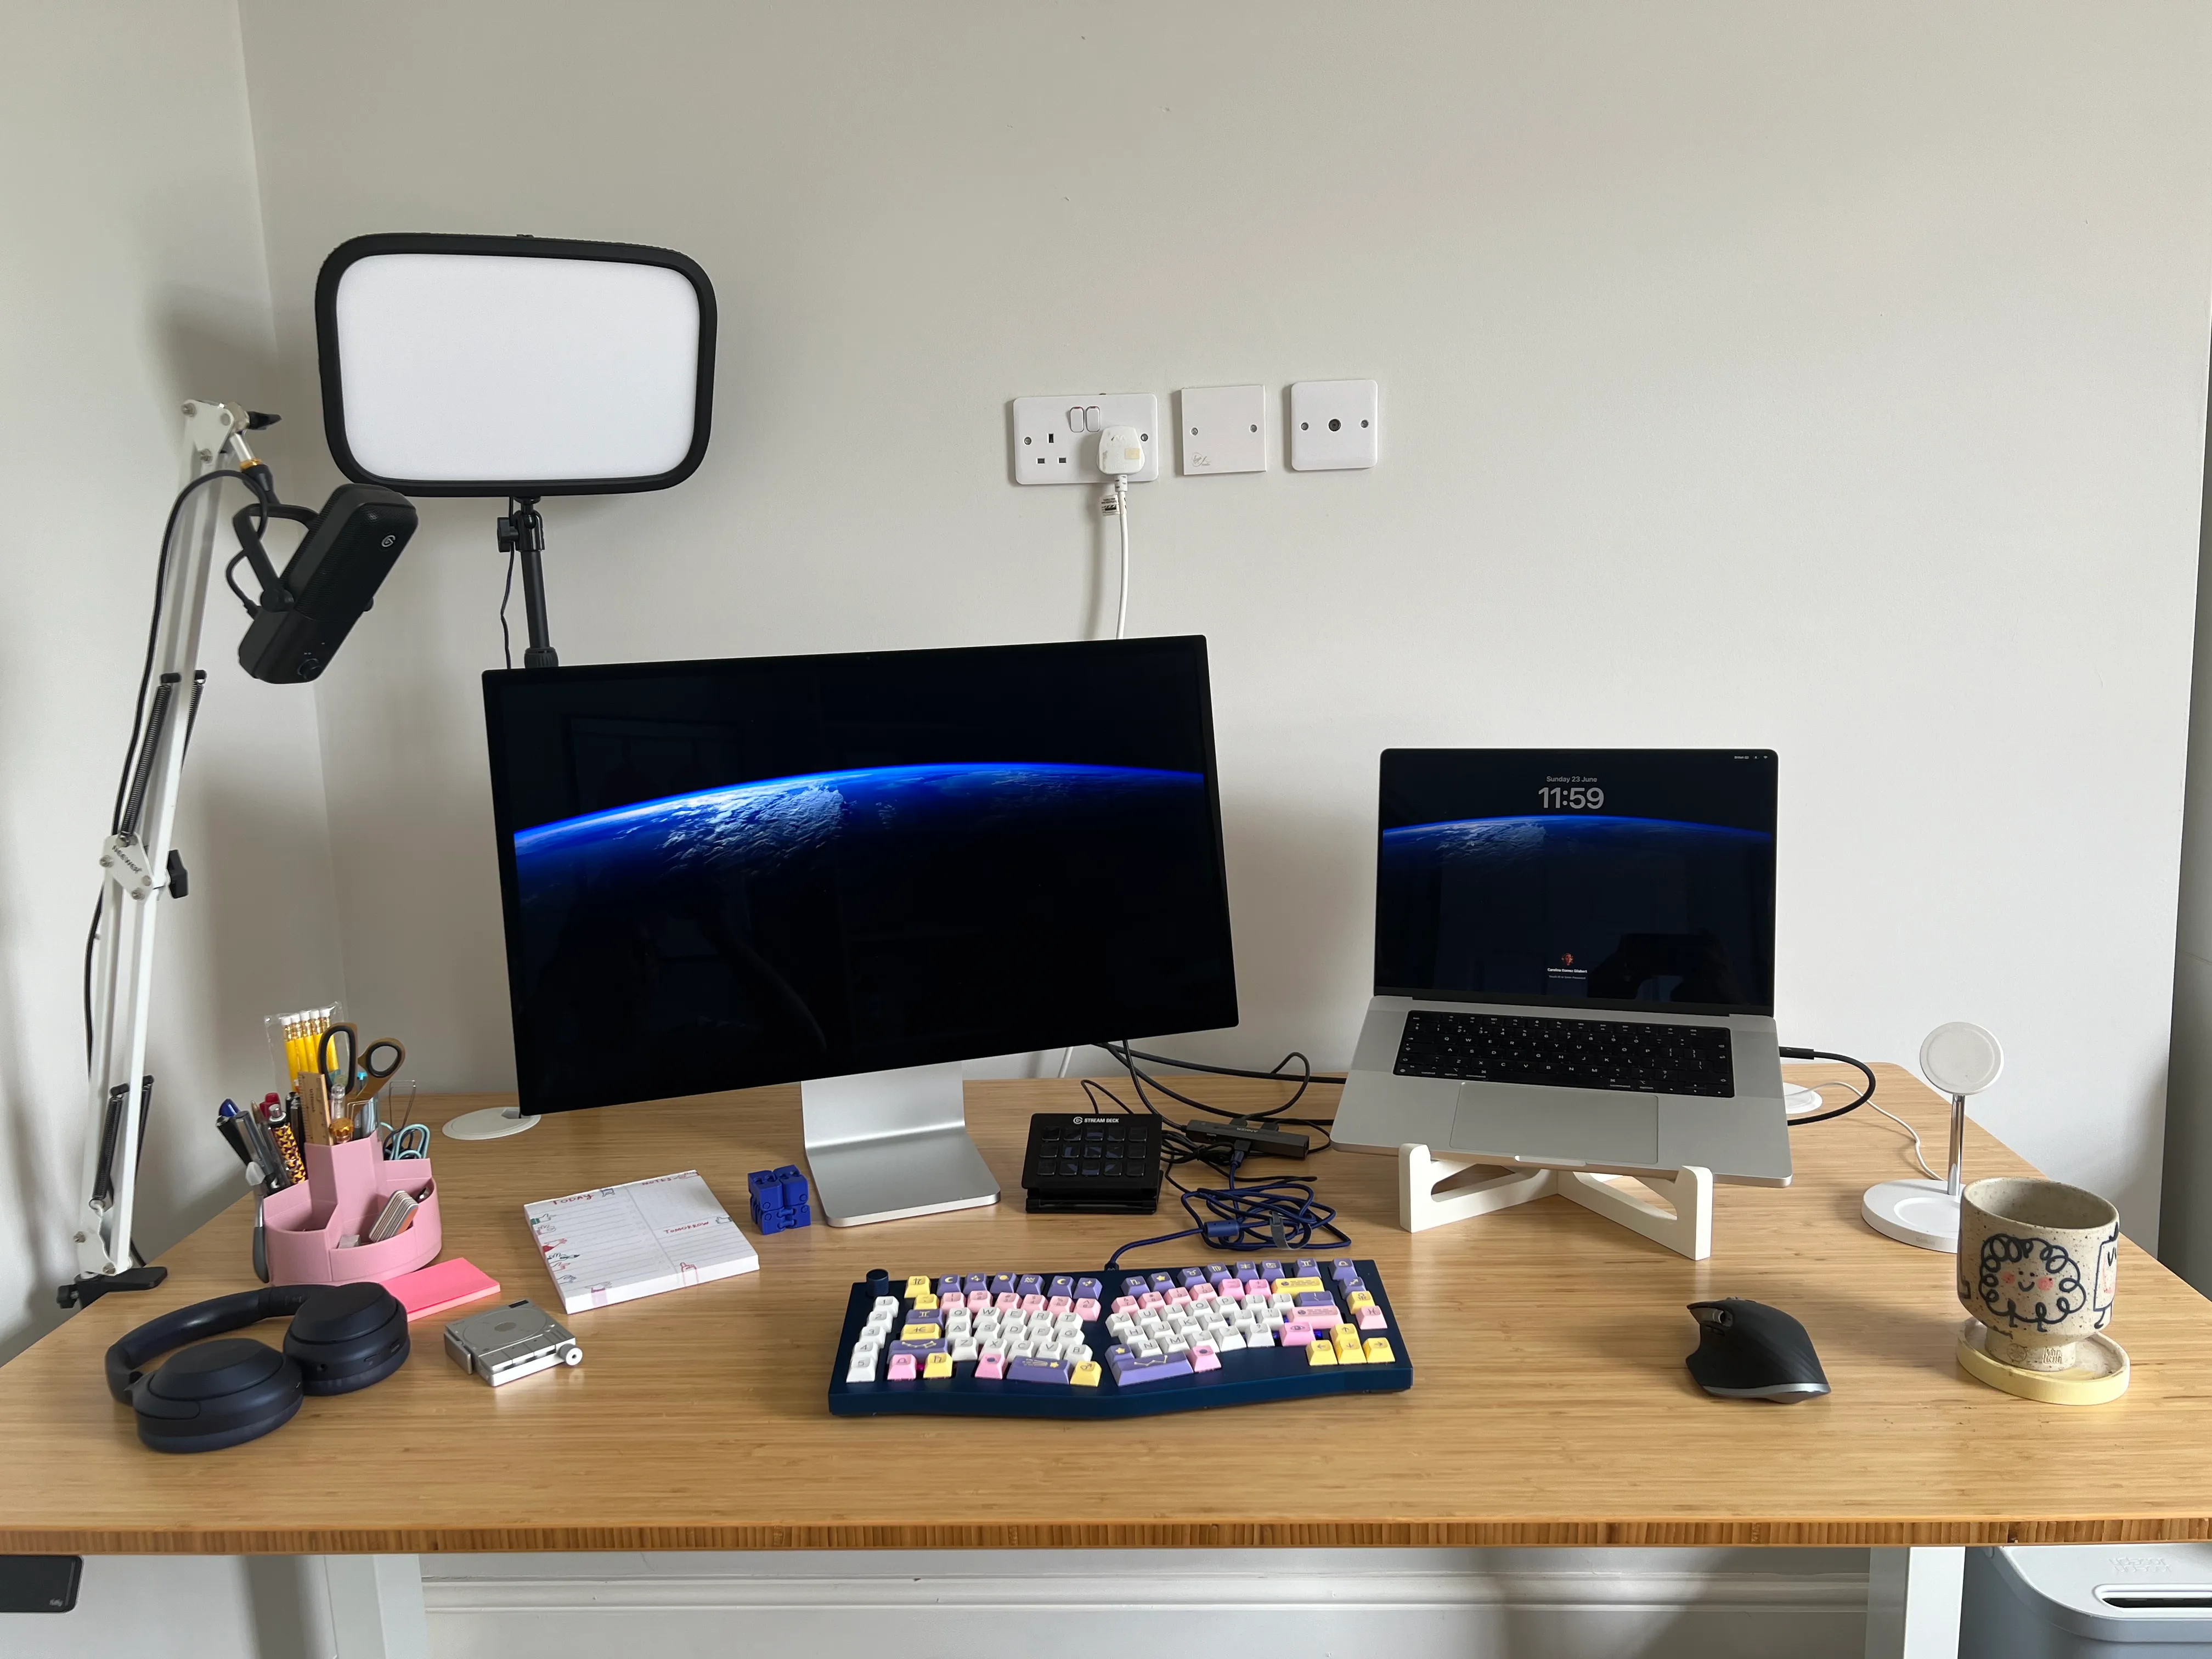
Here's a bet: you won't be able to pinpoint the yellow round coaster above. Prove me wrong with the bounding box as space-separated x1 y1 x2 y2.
1956 1319 2129 1405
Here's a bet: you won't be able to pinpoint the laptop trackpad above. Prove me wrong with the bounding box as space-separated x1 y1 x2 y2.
1449 1090 1660 1166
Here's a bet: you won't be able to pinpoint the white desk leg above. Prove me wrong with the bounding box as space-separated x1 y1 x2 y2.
325 1554 429 1659
1866 1547 1964 1659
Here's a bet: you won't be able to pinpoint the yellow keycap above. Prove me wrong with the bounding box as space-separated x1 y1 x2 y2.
1272 1277 1324 1296
900 1323 941 1341
905 1276 930 1298
1307 1340 1338 1366
1331 1323 1359 1348
912 1292 938 1312
1363 1338 1396 1364
1346 1290 1375 1313
922 1351 953 1379
1072 1361 1102 1386
1334 1328 1365 1363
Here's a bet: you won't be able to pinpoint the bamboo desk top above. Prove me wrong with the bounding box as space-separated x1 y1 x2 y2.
2 1064 2209 1554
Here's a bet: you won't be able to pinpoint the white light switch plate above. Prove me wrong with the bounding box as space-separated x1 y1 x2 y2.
1011 394 1161 484
1288 379 1379 471
1178 385 1267 475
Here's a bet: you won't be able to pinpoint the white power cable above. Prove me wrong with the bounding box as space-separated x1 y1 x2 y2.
1112 475 1130 640
1789 1078 1938 1181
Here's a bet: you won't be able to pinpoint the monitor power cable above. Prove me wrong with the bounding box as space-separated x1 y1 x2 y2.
1780 1044 1937 1182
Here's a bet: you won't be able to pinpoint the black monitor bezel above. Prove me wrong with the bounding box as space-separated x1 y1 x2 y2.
315 232 718 498
1372 747 1778 1018
482 636 1240 1114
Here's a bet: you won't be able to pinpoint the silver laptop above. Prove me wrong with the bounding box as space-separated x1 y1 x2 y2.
1333 748 1790 1185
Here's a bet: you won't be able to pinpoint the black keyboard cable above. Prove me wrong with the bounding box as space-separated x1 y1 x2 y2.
1781 1045 1938 1181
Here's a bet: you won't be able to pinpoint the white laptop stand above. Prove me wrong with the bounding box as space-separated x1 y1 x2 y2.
1398 1142 1714 1261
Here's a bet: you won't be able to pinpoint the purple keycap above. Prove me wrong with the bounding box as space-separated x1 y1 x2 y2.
1294 1291 1339 1317
1123 1276 1150 1299
1149 1272 1175 1294
963 1273 988 1294
990 1273 1016 1297
1178 1267 1206 1288
1341 1278 1367 1295
937 1275 962 1296
1331 1260 1358 1283
1260 1261 1284 1281
1048 1276 1075 1300
1007 1356 1073 1385
1206 1266 1234 1287
1108 1348 1195 1386
1017 1274 1044 1297
1074 1277 1104 1302
887 1337 950 1360
1233 1261 1257 1279
1295 1259 1319 1279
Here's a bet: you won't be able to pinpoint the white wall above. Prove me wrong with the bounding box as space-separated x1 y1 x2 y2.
0 2 345 1359
231 0 2212 1240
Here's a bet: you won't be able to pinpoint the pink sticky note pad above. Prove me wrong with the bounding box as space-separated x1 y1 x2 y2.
387 1257 501 1321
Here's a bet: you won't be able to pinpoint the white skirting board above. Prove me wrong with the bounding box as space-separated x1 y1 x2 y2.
418 1549 1870 1659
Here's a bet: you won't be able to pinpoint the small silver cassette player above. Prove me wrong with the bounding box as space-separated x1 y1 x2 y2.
444 1299 582 1386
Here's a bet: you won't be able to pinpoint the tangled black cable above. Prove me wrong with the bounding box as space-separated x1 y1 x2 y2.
1779 1046 1877 1125
1098 1040 1342 1156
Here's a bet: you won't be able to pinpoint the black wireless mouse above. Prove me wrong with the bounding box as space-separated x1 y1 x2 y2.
1685 1299 1830 1402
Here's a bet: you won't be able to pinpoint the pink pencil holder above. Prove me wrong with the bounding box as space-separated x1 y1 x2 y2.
261 1135 441 1285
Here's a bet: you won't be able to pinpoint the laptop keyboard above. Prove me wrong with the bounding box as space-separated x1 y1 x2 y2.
1392 1008 1735 1097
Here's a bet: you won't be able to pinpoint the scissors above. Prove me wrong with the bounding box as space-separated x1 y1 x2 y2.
317 1024 406 1124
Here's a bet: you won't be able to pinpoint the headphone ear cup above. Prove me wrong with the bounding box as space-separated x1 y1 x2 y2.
284 1283 410 1396
128 1339 302 1453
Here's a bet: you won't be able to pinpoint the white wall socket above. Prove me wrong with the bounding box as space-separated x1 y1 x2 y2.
1011 394 1161 484
1288 379 1379 471
1178 385 1267 475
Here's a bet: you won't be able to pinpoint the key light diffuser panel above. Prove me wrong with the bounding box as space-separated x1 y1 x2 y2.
315 234 716 496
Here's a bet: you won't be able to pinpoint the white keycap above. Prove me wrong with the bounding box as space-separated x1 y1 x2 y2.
1217 1330 1246 1352
951 1341 978 1362
1070 1344 1092 1365
1133 1339 1161 1358
1057 1312 1082 1334
1161 1338 1189 1356
873 1296 899 1315
1270 1294 1293 1314
1010 1339 1035 1359
847 1356 877 1382
1246 1329 1274 1347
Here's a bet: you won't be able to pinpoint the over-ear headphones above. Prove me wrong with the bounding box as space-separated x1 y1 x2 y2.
105 1282 409 1453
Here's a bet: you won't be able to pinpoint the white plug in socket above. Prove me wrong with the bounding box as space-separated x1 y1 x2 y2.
1288 380 1379 471
1011 394 1161 484
1097 425 1144 477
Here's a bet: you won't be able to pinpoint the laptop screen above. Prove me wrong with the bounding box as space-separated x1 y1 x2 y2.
1375 749 1776 1015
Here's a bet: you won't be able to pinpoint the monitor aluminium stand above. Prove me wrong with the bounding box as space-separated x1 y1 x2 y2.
801 1062 1000 1227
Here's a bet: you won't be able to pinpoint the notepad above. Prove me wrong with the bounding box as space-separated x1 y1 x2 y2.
524 1170 760 1315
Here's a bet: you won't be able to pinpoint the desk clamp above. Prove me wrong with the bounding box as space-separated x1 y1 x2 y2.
1396 1143 1713 1261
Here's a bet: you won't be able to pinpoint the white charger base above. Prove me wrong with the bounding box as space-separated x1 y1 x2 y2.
1862 1178 1960 1251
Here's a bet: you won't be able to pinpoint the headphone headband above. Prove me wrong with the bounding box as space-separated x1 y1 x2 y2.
105 1285 316 1402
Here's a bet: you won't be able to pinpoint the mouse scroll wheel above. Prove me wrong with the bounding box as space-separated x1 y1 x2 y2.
1696 1307 1733 1328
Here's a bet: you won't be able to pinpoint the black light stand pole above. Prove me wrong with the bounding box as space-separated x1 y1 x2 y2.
498 496 559 668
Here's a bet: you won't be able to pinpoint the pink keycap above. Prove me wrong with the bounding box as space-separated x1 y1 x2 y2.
1165 1286 1192 1307
1244 1278 1271 1299
995 1292 1020 1312
1047 1295 1073 1315
1216 1281 1245 1304
1280 1322 1314 1346
887 1354 918 1380
1111 1296 1139 1316
1358 1306 1387 1330
1139 1292 1166 1311
1074 1298 1101 1321
975 1351 1006 1379
1190 1342 1220 1372
1020 1294 1046 1314
1191 1284 1218 1306
967 1290 992 1311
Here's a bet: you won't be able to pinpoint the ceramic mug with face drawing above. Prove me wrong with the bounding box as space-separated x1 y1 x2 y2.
1958 1177 2120 1372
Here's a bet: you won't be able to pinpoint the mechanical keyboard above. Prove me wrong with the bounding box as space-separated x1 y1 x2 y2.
828 1259 1412 1418
1394 1007 1734 1097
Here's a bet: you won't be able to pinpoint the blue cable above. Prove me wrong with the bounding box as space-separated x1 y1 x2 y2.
1104 1171 1348 1272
